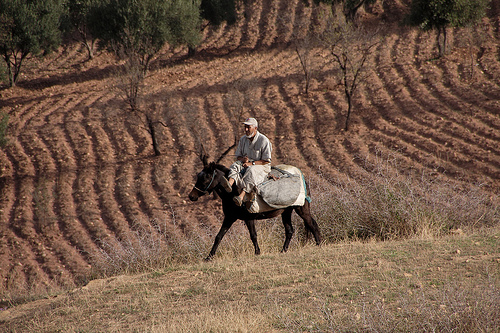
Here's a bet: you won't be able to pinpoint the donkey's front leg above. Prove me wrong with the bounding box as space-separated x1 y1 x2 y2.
206 217 236 261
244 219 260 255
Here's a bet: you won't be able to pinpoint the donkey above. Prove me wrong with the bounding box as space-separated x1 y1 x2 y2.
188 154 321 261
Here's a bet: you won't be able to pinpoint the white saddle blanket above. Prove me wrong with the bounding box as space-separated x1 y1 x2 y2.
246 165 307 213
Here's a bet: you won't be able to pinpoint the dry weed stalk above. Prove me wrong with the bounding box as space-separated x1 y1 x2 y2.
89 214 209 278
308 150 499 242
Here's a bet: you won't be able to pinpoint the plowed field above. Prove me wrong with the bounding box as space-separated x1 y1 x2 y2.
1 0 499 294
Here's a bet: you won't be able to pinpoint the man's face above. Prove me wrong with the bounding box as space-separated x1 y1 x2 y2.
244 124 257 138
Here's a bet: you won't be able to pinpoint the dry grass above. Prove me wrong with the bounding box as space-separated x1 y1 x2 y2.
307 151 499 242
89 219 210 278
1 227 499 332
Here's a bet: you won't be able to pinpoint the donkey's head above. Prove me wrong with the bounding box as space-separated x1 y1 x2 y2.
189 162 221 201
188 141 237 201
189 161 233 201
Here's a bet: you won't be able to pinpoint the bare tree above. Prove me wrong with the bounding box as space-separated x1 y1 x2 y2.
294 35 318 95
225 88 245 125
116 49 144 111
115 55 167 157
455 25 488 83
322 8 379 131
278 11 319 96
224 79 261 132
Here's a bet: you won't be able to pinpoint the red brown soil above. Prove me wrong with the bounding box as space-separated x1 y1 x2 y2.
0 0 499 294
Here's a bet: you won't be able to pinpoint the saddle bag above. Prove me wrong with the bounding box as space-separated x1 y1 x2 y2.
256 167 302 209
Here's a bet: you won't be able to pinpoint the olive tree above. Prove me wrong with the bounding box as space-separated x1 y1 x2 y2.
91 0 202 156
406 0 490 57
61 0 99 60
200 0 237 26
0 0 66 87
91 0 202 75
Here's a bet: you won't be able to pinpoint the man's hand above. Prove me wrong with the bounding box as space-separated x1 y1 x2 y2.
237 155 249 164
268 174 279 181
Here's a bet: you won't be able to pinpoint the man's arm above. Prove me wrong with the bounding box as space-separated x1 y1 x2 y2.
240 159 270 168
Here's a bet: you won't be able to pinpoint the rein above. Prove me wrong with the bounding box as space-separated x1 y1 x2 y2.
194 170 216 194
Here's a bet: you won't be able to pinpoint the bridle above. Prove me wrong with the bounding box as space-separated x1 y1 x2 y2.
194 170 216 194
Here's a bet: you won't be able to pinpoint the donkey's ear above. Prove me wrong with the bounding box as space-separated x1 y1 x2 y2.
200 144 209 167
201 154 209 167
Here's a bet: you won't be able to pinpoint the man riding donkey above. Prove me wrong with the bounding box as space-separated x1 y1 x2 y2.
228 117 272 208
189 116 321 259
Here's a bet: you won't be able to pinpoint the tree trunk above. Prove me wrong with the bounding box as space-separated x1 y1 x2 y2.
344 0 364 22
147 116 161 156
10 52 27 87
78 28 95 61
442 26 447 56
437 27 443 57
295 45 311 95
83 39 95 60
437 26 447 57
6 61 14 87
345 92 352 131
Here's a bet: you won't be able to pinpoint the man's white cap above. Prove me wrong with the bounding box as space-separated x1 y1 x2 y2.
243 117 258 127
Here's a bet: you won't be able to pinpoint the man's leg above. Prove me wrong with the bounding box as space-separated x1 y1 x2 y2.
220 176 233 192
228 162 244 197
233 166 260 206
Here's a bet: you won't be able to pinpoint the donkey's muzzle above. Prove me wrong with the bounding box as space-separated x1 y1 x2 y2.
188 189 199 201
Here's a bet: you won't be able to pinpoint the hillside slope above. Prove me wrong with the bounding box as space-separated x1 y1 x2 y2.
0 0 499 294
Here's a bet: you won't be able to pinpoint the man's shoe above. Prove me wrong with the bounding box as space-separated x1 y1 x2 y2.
233 195 243 206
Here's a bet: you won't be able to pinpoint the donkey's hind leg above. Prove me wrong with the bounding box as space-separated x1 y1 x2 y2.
281 208 295 252
295 202 321 246
244 219 260 255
